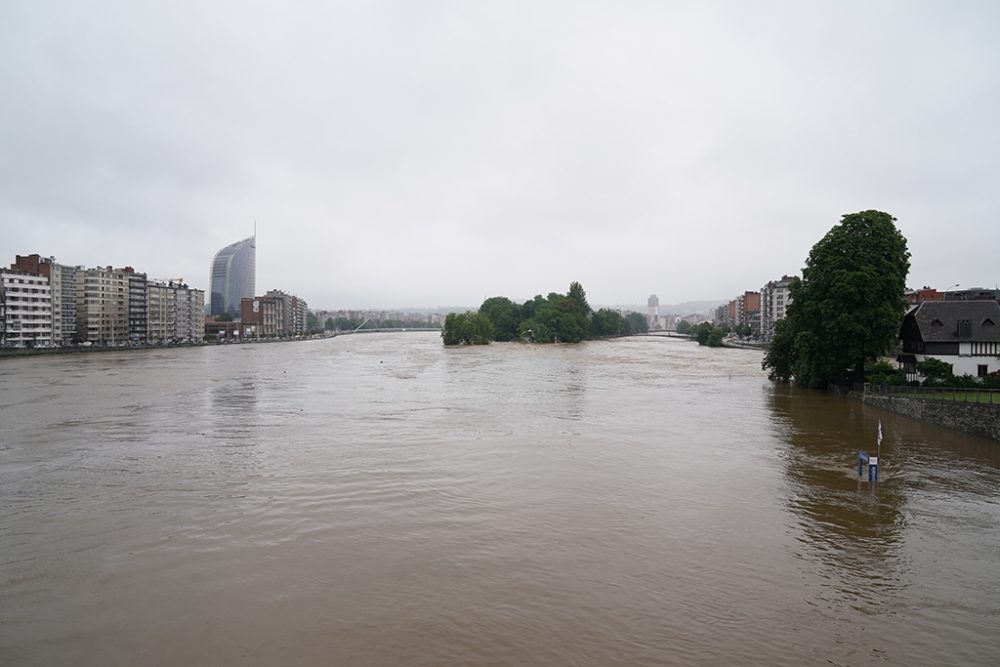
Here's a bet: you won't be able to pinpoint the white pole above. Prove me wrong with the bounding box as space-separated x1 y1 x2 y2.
877 420 883 460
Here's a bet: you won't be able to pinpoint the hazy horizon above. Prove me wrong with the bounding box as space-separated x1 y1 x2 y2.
3 2 998 309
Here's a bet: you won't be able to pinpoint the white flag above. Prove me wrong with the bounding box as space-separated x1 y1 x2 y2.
878 420 883 447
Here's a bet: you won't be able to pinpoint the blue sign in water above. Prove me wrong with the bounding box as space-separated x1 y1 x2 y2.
858 451 878 482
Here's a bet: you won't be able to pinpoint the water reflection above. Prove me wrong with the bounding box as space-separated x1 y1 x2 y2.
767 384 911 610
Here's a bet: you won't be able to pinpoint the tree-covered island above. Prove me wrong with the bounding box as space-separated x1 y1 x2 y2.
442 282 648 345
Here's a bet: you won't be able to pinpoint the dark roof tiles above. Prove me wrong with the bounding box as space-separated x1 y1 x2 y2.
911 300 1000 343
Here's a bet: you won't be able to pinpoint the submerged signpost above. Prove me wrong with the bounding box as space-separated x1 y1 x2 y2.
858 420 883 483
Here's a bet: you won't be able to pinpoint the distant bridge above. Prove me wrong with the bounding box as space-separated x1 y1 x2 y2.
334 327 440 335
640 331 693 339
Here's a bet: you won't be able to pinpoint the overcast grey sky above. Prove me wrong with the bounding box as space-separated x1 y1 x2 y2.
2 1 998 309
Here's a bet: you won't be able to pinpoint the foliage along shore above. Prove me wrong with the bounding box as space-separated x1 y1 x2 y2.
442 282 648 345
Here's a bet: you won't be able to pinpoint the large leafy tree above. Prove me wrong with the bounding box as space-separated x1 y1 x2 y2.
442 312 494 345
763 210 910 387
479 297 521 341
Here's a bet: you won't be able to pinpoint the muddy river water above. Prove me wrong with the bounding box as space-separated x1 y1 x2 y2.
1 333 998 665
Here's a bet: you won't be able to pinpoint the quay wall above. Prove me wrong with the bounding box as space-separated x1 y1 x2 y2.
857 393 1000 442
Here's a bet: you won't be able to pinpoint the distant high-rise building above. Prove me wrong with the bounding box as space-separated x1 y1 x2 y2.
647 294 659 330
209 236 255 318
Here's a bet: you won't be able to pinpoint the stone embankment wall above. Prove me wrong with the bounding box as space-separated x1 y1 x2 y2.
858 394 1000 442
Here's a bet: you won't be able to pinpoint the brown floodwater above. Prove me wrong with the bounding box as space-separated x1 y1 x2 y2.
1 333 998 665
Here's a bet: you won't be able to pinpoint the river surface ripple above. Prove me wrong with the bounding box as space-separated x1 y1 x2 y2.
1 333 998 665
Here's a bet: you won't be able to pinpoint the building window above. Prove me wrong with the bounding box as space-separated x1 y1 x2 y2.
978 364 989 378
957 320 972 338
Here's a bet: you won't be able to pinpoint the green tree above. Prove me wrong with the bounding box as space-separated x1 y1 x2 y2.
217 312 234 322
916 357 953 386
866 359 906 385
706 327 725 347
442 312 494 345
624 312 648 334
763 210 910 388
307 311 318 332
590 308 625 337
517 287 590 343
691 322 726 347
479 297 521 341
519 294 545 322
675 319 692 335
566 281 592 334
325 317 335 330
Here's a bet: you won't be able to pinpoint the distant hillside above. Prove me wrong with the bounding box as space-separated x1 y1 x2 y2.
662 300 725 316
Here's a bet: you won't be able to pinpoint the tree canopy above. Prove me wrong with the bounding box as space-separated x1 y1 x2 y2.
763 210 910 388
478 296 521 341
691 322 727 347
441 312 494 345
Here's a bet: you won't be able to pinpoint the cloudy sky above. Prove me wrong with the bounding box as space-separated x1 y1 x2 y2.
2 1 998 310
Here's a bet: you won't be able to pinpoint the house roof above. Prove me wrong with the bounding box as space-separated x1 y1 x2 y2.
909 300 1000 343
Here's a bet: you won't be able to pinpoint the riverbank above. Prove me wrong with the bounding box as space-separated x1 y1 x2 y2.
721 339 767 350
0 334 336 360
0 343 205 359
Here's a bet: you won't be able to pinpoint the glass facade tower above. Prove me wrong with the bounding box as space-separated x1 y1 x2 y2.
209 236 255 318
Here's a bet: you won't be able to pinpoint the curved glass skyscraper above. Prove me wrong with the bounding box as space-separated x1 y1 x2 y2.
209 236 255 317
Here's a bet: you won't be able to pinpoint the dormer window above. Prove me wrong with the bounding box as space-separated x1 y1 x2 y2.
931 318 944 327
983 318 996 327
957 319 972 337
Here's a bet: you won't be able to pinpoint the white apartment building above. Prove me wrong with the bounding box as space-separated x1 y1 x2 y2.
760 275 795 342
0 270 53 347
8 255 80 344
